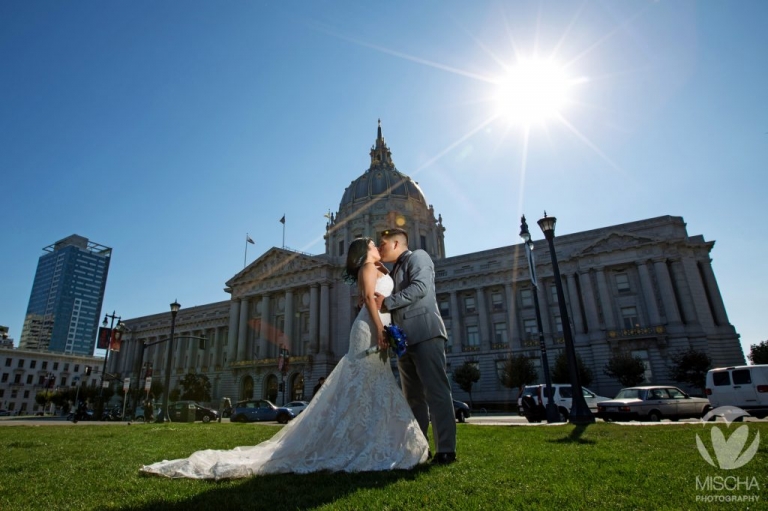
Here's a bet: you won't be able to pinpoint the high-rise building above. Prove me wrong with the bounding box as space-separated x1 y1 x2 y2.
19 235 111 355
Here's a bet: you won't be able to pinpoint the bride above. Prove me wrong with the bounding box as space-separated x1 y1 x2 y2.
140 238 429 479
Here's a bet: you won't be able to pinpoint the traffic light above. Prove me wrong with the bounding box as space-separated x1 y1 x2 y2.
84 366 91 376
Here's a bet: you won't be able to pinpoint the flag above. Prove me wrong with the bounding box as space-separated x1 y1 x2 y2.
109 327 123 352
97 327 111 349
246 235 255 244
323 211 332 220
279 215 285 224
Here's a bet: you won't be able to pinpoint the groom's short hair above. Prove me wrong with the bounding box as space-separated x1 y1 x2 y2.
381 228 408 245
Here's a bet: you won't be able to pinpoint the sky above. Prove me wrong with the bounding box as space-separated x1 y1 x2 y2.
1 1 766 360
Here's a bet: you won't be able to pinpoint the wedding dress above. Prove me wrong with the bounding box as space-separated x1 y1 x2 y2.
140 274 428 480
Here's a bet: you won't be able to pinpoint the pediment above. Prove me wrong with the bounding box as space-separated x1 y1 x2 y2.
226 248 329 288
575 232 658 257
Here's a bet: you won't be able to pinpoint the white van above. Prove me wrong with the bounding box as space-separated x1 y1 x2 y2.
705 365 768 418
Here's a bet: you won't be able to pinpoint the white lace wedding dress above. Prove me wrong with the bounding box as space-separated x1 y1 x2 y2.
140 274 428 480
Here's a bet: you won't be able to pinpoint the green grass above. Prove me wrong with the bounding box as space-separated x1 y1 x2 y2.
1 421 766 510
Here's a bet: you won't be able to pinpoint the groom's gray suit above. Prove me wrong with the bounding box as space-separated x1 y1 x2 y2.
383 249 456 456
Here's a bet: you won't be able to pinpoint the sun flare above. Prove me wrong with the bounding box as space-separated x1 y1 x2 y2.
495 58 572 126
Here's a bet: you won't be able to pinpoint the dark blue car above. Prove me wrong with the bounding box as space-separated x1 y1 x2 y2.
230 399 295 424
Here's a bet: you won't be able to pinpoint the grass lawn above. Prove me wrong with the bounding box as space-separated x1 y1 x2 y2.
1 421 766 510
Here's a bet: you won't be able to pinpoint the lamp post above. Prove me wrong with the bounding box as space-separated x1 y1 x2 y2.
161 300 181 422
278 345 290 405
519 215 561 423
537 212 595 424
98 311 121 416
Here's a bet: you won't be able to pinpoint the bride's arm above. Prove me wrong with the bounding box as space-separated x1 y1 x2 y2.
359 264 387 349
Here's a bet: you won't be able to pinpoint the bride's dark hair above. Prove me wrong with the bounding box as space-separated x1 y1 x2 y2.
342 237 374 284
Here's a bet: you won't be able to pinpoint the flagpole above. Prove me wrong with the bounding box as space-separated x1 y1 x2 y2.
244 237 248 268
281 214 285 248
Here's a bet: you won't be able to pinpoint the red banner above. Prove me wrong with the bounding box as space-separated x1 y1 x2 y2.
109 327 123 352
97 327 111 350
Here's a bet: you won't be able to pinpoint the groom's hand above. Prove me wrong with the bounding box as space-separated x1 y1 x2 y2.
374 292 387 312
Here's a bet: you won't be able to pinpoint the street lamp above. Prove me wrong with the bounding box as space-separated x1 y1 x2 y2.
537 212 595 424
98 311 122 416
161 300 181 422
519 215 561 423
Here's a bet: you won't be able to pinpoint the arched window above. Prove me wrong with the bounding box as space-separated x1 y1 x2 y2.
291 373 305 401
265 374 278 403
241 375 254 401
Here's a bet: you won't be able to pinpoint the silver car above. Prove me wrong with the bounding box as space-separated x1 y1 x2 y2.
597 385 711 422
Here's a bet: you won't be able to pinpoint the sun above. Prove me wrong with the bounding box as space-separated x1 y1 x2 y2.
495 58 572 126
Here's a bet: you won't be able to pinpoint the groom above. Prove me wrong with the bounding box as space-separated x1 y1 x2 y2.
376 228 457 464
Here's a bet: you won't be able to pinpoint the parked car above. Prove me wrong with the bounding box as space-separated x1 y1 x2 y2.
284 401 310 415
132 403 162 422
705 365 768 419
167 401 218 423
596 385 712 422
453 399 471 423
230 399 295 424
518 384 610 422
0 409 11 417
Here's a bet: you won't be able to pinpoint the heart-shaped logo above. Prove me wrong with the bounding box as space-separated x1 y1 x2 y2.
697 406 760 470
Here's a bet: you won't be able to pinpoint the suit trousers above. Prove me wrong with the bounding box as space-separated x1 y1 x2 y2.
397 337 456 454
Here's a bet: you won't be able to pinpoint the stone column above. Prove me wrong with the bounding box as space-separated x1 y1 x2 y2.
699 259 730 326
237 298 249 361
227 300 240 364
681 257 716 329
536 281 552 339
670 260 698 324
636 261 662 325
284 289 295 353
595 268 616 329
449 290 462 351
505 284 520 346
653 259 681 324
476 287 490 350
259 294 271 358
578 270 601 332
566 274 585 334
319 283 330 353
152 337 163 376
175 330 185 369
309 285 319 353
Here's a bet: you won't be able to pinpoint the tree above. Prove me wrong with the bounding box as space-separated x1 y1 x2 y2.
500 354 538 390
452 361 481 409
552 351 594 387
748 340 768 365
179 373 211 402
668 348 711 392
604 351 647 387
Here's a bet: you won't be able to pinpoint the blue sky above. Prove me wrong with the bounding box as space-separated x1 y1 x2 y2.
1 1 765 360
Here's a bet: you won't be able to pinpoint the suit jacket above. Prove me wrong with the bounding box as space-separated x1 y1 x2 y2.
383 249 447 345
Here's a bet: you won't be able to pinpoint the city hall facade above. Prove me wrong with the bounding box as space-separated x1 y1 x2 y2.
110 124 745 409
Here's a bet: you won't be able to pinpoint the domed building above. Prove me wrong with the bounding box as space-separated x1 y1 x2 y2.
110 122 745 412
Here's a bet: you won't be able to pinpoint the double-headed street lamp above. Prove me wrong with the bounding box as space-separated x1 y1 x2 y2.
537 212 595 425
98 311 123 415
161 300 181 422
519 215 561 424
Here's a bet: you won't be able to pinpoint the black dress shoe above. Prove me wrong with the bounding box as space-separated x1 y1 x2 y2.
427 450 433 461
430 452 456 465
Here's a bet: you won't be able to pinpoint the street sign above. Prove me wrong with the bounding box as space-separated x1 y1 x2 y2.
102 380 109 388
144 377 152 391
123 378 130 392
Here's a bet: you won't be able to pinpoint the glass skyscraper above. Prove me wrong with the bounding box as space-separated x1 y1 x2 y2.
19 235 112 355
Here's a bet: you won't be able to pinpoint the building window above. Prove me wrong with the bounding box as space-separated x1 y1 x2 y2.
554 316 563 335
445 327 453 352
523 318 538 338
42 361 48 370
38 375 46 385
521 289 534 308
61 377 67 386
550 285 558 303
491 292 503 312
14 374 21 384
631 349 652 382
1 373 8 383
438 297 450 318
30 360 36 369
26 375 33 384
464 296 476 314
420 235 427 251
64 363 69 371
74 364 79 372
24 390 30 398
17 359 24 368
301 313 310 334
466 325 480 347
616 273 630 293
496 360 507 383
338 240 344 256
493 322 507 345
53 362 59 370
621 307 639 329
4 358 10 367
